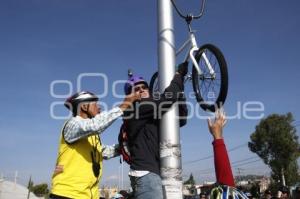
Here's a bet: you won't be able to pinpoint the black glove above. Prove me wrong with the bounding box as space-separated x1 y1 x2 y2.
178 93 188 127
176 61 188 77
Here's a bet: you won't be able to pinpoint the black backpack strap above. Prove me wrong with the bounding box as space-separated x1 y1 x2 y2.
178 93 188 127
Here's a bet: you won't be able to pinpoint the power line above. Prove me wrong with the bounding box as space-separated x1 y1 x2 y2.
231 156 258 164
228 143 249 152
184 143 248 164
186 121 300 166
232 159 261 168
184 154 214 164
188 157 262 175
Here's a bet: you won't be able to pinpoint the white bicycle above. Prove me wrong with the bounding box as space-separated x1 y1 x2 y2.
150 0 228 112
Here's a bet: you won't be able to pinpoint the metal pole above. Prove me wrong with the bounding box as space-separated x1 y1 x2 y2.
14 170 18 187
158 0 183 198
281 168 286 186
27 175 32 199
118 165 121 190
121 160 124 190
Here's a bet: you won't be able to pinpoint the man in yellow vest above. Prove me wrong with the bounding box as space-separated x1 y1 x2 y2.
50 91 139 199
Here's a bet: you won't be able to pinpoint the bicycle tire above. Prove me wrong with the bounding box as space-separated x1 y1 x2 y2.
149 71 159 94
192 44 228 112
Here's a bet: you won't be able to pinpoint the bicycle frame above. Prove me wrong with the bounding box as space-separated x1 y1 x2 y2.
149 0 228 112
176 30 216 78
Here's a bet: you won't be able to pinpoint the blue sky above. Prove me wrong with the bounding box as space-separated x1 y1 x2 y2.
0 0 299 188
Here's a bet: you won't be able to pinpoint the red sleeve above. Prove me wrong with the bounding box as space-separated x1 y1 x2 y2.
213 139 235 187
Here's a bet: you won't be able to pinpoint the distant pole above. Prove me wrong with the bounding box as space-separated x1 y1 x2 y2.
281 168 286 186
118 165 121 190
14 171 18 187
121 160 124 190
0 174 2 198
237 168 241 185
27 175 32 199
158 0 183 198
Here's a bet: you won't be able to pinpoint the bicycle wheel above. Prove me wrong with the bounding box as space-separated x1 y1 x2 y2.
192 44 228 112
149 71 159 94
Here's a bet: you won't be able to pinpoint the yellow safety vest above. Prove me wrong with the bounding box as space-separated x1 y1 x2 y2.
51 132 103 199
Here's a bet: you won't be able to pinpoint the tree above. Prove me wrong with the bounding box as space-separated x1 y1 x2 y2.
248 112 300 187
184 173 196 185
27 176 33 190
184 173 196 195
27 176 34 199
249 182 260 198
31 183 49 197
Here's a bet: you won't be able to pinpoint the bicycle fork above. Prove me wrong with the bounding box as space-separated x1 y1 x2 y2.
189 33 216 79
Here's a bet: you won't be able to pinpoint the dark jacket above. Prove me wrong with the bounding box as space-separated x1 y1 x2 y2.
124 74 187 175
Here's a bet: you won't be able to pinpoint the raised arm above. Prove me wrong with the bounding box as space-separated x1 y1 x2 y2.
132 62 188 120
207 109 235 187
63 107 123 143
64 93 140 144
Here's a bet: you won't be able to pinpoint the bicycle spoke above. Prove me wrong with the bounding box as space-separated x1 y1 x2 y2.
208 82 217 101
201 80 209 96
209 50 218 73
192 44 228 111
203 81 212 100
207 80 213 91
212 81 221 86
211 87 217 101
213 58 218 71
201 76 222 102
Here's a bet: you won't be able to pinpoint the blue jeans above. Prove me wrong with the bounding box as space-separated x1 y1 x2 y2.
130 172 163 199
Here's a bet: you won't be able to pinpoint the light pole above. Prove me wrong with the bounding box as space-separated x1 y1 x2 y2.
158 0 183 198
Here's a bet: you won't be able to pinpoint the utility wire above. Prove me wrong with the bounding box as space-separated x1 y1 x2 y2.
231 156 258 164
232 159 261 168
186 157 262 175
184 143 248 164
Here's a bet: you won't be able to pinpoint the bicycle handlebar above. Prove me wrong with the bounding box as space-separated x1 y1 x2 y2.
170 0 206 22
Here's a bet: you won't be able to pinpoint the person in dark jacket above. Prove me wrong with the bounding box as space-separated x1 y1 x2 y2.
123 62 188 199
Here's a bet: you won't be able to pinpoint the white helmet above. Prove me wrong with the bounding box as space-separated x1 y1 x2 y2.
64 91 98 110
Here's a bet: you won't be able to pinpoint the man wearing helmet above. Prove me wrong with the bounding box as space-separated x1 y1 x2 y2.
122 62 188 199
50 91 140 199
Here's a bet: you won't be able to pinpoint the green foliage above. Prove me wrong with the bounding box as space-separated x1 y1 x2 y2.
184 173 196 185
249 182 260 198
30 183 49 197
268 180 281 195
248 113 300 186
27 178 33 190
184 173 197 195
